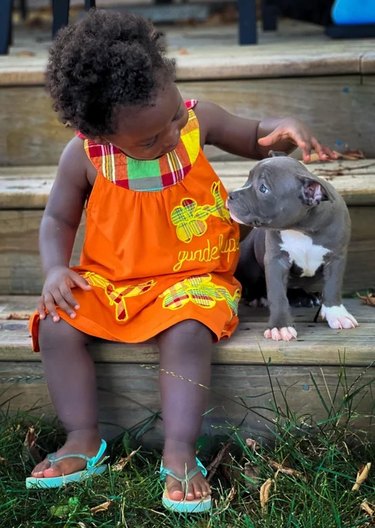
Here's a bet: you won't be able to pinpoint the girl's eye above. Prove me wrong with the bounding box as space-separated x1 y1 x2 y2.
174 110 183 122
259 184 269 193
141 138 157 149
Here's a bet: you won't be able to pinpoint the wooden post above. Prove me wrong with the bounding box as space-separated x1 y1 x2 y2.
52 0 70 37
238 0 257 45
0 0 13 55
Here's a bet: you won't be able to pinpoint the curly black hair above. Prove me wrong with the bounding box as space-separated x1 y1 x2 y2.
46 9 176 137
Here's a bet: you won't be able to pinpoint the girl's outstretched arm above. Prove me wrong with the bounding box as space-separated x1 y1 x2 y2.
194 101 337 161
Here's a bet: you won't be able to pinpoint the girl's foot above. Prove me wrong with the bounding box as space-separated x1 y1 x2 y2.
30 428 101 479
163 441 211 501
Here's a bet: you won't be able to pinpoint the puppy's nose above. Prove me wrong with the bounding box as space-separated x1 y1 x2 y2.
228 192 235 200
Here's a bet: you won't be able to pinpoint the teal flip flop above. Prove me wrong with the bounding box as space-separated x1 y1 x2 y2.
160 457 212 513
25 439 107 489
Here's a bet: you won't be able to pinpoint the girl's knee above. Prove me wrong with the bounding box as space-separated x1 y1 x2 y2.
158 319 214 351
38 317 88 352
167 319 212 339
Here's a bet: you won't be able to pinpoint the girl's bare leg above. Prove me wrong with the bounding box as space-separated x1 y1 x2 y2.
31 317 101 478
156 319 213 501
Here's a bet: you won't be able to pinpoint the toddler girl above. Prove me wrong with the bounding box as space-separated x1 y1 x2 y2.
27 9 335 513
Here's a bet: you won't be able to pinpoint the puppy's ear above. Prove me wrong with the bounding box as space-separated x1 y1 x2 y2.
268 150 288 158
300 178 331 206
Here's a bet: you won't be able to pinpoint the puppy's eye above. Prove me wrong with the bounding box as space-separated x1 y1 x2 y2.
259 184 269 193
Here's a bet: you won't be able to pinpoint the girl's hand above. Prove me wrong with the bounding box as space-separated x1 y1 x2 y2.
37 266 91 322
257 117 338 162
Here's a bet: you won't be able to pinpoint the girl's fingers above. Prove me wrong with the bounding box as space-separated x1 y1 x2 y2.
50 288 77 318
259 126 337 162
59 285 80 316
258 130 283 145
43 292 60 322
36 297 47 320
321 144 339 159
38 273 91 322
72 273 92 291
295 138 312 161
42 289 75 321
310 137 329 160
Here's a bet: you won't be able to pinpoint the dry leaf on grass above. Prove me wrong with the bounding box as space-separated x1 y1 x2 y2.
221 486 236 510
23 426 42 463
268 459 305 479
352 462 371 491
260 478 273 511
357 292 375 307
112 446 141 471
206 441 232 483
361 501 375 517
90 500 113 514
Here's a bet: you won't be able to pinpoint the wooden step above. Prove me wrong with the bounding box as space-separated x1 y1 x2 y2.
1 296 374 444
1 21 374 85
1 76 374 166
1 160 375 208
0 160 374 296
1 19 374 165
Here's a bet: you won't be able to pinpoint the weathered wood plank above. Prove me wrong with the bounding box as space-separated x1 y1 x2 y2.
1 360 373 445
2 30 375 85
1 75 375 165
0 210 85 294
0 205 373 295
178 76 375 161
1 298 374 366
1 160 375 208
362 52 375 75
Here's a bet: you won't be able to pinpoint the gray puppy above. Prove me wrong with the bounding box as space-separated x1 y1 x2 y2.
227 154 358 341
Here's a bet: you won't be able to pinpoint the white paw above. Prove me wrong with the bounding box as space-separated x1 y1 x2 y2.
259 297 268 308
264 326 298 341
320 304 359 329
248 297 268 308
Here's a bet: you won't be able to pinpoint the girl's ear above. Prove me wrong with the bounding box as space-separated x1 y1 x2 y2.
95 136 110 145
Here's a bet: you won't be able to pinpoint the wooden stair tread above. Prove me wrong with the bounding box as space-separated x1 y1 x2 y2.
1 160 375 208
1 296 374 366
1 37 374 85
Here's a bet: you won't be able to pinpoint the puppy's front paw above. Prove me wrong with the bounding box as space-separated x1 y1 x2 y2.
264 326 297 341
320 304 359 329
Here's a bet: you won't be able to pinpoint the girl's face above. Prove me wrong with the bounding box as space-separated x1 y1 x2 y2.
102 83 189 160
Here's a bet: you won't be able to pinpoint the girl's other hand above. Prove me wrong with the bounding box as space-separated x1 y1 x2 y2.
37 266 91 322
257 117 338 163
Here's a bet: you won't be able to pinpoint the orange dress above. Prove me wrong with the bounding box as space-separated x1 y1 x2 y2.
30 101 241 351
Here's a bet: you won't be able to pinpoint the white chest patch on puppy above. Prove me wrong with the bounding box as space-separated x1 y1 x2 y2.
279 230 330 277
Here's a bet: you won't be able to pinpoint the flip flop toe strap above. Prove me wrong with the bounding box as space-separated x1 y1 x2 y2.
160 456 208 482
47 439 107 469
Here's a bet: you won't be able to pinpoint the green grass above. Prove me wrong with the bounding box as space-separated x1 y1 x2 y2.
1 373 374 528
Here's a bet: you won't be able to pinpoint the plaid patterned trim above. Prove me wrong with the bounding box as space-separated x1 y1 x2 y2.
82 100 200 192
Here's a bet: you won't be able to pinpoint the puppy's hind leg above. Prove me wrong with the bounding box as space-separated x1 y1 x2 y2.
236 230 266 305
